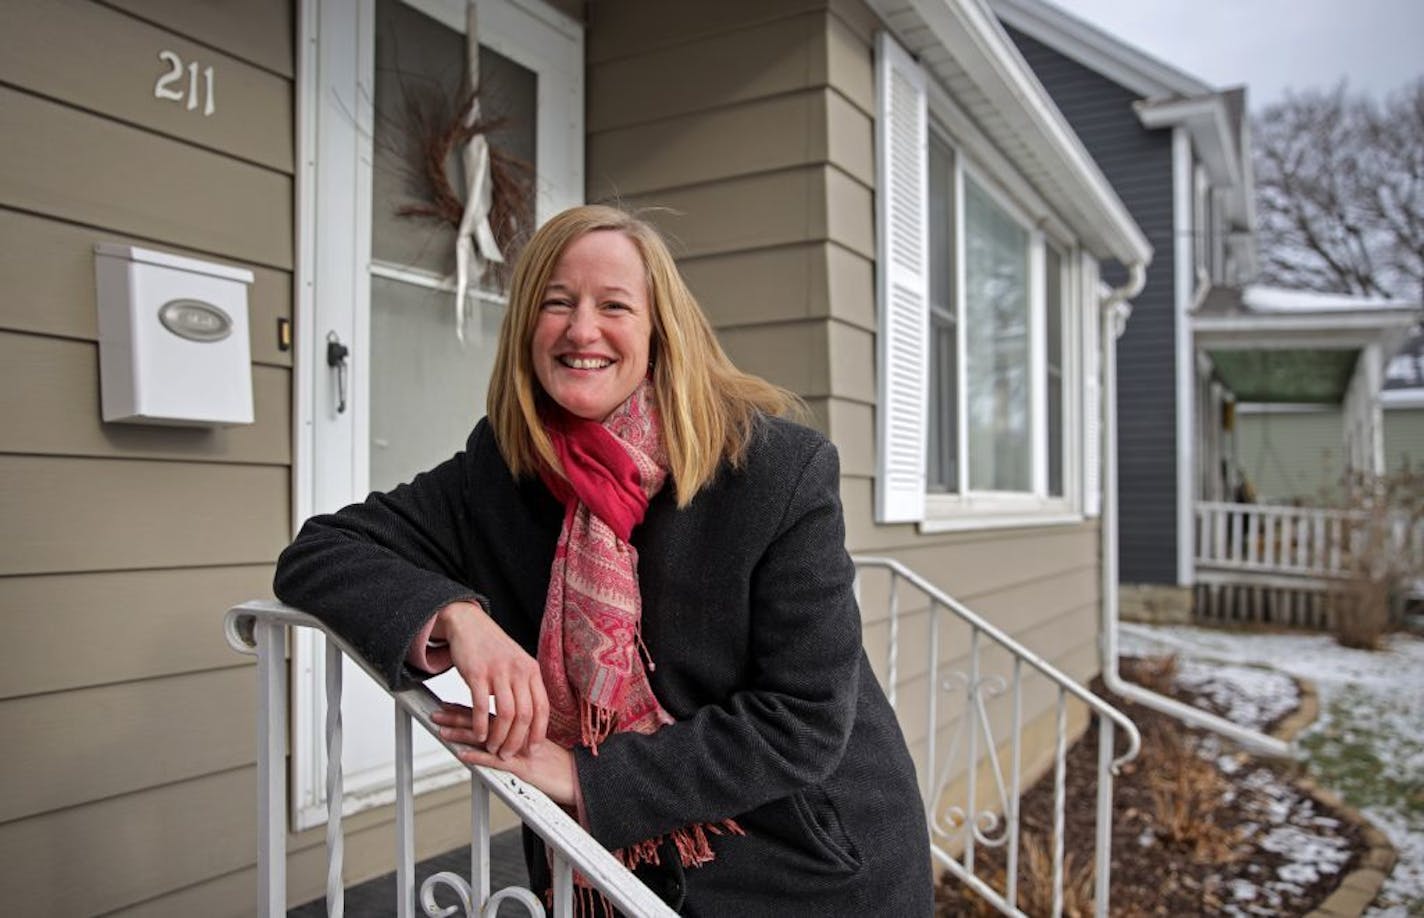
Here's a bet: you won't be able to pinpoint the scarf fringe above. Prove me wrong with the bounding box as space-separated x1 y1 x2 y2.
616 818 746 872
580 699 618 754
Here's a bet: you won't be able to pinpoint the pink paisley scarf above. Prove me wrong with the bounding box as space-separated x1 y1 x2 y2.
537 379 742 882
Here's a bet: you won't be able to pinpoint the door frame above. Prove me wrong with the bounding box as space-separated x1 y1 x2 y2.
290 0 582 829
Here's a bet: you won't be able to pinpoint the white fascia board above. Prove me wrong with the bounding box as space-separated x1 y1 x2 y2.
1235 402 1336 414
1137 95 1241 188
886 0 1151 268
987 0 1212 100
1194 311 1420 347
1382 388 1424 409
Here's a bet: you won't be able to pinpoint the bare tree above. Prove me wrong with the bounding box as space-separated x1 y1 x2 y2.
1253 79 1424 303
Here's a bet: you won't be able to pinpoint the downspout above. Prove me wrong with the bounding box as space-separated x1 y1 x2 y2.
1096 262 1292 758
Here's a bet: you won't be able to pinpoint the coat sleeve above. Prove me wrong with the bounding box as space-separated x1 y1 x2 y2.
272 424 489 689
573 437 864 851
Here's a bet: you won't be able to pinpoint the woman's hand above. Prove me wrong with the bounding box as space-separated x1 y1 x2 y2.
432 702 576 805
434 600 549 759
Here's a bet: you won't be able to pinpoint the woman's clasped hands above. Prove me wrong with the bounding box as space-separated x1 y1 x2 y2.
427 600 575 806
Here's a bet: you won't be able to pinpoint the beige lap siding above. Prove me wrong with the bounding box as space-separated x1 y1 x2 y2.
0 0 347 911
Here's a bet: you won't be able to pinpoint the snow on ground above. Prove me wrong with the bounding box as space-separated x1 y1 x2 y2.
1172 657 1299 732
1120 624 1424 916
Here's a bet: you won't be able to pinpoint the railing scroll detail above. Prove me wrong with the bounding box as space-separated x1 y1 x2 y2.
852 556 1142 918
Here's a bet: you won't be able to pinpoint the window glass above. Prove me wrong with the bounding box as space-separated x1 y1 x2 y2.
964 177 1030 492
927 135 958 492
1045 245 1063 497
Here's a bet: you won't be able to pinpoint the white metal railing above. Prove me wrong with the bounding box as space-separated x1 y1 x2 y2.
224 600 677 918
853 557 1142 918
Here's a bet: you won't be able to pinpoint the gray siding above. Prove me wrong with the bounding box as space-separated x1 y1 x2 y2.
1004 25 1181 585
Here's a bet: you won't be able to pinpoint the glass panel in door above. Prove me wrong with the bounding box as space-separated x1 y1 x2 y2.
336 0 540 803
370 0 536 492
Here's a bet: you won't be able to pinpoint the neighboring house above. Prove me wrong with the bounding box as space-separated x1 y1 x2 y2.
1382 330 1424 474
989 0 1416 623
0 0 1148 913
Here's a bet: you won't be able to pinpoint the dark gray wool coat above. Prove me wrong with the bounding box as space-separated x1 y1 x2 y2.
274 414 933 916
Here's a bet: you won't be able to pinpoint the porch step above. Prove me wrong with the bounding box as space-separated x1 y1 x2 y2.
287 827 530 916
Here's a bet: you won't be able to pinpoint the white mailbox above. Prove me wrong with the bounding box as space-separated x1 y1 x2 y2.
95 244 255 427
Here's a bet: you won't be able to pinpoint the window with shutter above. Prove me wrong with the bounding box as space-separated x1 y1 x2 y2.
873 32 1103 531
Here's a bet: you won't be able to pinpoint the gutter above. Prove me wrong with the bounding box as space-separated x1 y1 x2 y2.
1095 263 1293 759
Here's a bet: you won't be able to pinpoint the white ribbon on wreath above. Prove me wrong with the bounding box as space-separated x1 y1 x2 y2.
453 2 505 345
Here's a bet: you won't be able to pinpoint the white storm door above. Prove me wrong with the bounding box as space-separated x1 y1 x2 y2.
295 0 581 830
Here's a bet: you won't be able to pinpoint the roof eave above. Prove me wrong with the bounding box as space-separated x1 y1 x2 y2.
876 0 1151 267
1194 307 1420 350
1136 95 1242 188
987 0 1212 100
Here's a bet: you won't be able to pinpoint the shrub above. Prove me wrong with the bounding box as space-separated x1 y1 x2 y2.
1328 466 1424 649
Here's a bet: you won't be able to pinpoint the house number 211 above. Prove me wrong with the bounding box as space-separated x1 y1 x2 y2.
153 50 215 116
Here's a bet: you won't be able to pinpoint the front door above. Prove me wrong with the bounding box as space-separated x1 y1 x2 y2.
295 0 581 829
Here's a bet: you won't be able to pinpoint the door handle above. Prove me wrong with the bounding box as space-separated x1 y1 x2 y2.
326 331 350 414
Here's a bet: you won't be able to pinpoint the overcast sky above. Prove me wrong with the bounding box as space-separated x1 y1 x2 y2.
1048 0 1424 109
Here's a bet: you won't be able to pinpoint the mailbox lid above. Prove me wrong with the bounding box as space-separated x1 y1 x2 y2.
94 243 256 285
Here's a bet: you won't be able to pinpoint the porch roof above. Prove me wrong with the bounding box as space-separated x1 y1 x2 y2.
1194 285 1419 404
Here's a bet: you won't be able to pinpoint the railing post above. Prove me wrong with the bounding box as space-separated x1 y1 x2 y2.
887 571 899 710
471 776 491 908
395 707 415 918
925 602 941 807
1051 690 1066 918
255 620 288 918
1005 658 1023 912
552 854 574 918
963 629 980 874
1093 718 1114 918
325 637 345 918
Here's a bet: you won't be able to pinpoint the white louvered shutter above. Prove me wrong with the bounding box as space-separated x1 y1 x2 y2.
1081 254 1102 518
874 31 929 524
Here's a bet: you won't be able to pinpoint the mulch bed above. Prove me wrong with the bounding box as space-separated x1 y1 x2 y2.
934 658 1367 916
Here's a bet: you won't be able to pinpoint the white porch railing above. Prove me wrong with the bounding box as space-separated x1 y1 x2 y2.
853 557 1142 918
1194 501 1362 582
1194 501 1424 624
224 600 677 918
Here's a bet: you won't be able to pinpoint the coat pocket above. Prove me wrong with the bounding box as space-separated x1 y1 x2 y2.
791 785 862 873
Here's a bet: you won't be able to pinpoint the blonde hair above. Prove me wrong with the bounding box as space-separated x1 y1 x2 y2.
487 204 801 506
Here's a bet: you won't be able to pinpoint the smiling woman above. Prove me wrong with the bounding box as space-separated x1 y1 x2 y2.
274 204 936 915
530 230 652 422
